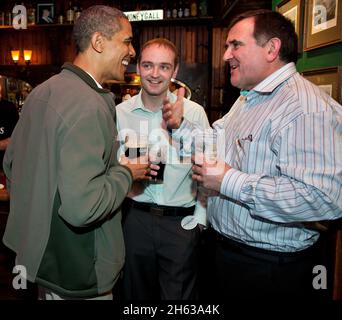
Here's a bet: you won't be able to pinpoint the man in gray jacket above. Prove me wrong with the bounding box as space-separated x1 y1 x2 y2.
3 5 153 300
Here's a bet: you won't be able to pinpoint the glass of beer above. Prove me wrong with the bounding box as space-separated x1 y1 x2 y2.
149 143 166 183
193 129 217 165
124 134 148 160
193 130 218 193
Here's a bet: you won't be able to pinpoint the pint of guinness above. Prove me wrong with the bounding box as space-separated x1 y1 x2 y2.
124 135 148 159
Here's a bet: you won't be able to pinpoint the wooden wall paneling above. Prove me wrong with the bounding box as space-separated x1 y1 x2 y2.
175 26 182 60
169 26 175 55
212 27 221 106
219 27 228 105
197 26 203 63
0 51 4 66
163 25 170 43
64 28 77 63
191 26 196 63
333 230 342 300
179 27 184 62
157 25 164 39
42 31 49 64
184 26 194 63
139 26 147 47
1 33 10 65
32 30 40 64
36 31 44 65
148 25 154 41
211 27 228 108
5 33 14 65
47 30 54 65
202 26 209 64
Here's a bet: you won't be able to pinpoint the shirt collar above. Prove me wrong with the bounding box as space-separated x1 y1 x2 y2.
240 90 250 97
252 62 297 94
85 71 103 89
129 90 176 112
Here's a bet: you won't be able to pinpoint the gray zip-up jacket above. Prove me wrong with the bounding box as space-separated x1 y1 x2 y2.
3 63 132 298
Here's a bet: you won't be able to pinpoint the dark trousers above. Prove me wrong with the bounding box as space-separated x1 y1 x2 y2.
213 232 329 301
122 202 200 300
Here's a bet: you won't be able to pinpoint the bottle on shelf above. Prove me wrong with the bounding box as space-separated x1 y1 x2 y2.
66 1 74 24
163 1 171 19
178 1 184 18
74 4 82 22
184 1 190 18
7 2 17 26
165 6 171 19
57 8 64 24
0 11 5 26
190 0 198 17
27 3 36 26
172 3 178 19
6 11 12 26
199 0 208 17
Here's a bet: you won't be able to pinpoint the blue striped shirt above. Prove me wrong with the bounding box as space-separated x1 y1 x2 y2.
209 63 342 252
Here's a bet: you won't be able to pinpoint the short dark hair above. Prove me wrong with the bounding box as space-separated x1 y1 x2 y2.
228 9 298 64
138 38 179 69
72 5 128 53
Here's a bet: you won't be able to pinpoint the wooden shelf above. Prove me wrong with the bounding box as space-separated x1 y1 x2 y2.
0 23 73 30
131 16 213 25
0 16 213 31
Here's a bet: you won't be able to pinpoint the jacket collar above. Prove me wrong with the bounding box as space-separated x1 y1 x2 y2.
62 62 111 94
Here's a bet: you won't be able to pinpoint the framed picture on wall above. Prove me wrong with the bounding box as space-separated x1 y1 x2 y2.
276 0 303 40
302 66 342 103
37 3 54 24
304 0 342 51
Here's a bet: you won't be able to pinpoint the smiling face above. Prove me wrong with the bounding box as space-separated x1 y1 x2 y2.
137 44 178 98
101 18 135 82
223 17 271 90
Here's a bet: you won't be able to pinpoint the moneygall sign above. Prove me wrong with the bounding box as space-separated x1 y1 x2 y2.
124 10 164 22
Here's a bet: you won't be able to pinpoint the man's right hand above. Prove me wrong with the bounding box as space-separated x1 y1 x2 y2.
162 87 185 130
120 155 159 181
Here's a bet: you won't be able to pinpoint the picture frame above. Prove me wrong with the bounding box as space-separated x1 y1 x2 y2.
276 0 304 51
302 66 342 103
304 0 342 51
37 3 54 24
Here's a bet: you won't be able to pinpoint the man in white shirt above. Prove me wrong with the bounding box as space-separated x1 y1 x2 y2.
116 38 210 300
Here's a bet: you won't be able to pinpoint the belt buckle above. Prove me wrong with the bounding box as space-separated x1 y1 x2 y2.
150 207 164 216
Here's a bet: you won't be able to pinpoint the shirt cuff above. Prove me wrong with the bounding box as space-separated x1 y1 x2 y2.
220 168 249 201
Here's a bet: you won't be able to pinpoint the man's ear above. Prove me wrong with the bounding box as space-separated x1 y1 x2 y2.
266 37 281 62
172 64 179 79
136 62 140 75
91 32 104 53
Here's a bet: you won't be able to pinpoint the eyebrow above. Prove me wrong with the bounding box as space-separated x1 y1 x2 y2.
226 39 244 48
140 61 173 67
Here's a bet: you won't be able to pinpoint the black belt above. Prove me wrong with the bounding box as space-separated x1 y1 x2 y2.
213 229 318 263
129 199 195 217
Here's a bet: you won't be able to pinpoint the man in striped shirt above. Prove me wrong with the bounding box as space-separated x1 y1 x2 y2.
165 9 342 299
